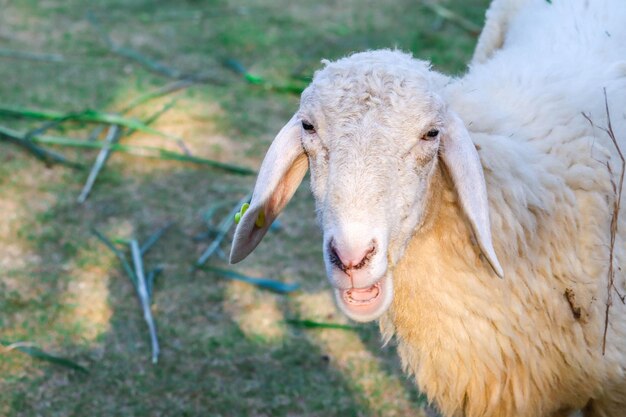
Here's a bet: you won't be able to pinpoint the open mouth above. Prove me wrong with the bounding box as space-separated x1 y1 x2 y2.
333 275 393 322
342 282 381 305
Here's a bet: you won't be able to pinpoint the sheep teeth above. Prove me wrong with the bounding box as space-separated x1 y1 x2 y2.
343 282 381 305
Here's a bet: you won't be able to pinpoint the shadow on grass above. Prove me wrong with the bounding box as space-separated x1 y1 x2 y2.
0 160 432 416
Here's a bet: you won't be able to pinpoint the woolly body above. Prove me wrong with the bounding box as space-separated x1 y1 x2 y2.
229 0 626 416
383 1 626 416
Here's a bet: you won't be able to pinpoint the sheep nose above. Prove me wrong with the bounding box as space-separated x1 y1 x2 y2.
328 239 377 272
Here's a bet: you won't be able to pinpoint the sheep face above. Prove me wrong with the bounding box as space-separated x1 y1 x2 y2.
230 50 503 322
297 55 446 321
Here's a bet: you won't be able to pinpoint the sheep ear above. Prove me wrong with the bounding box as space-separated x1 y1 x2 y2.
229 114 308 264
441 111 504 278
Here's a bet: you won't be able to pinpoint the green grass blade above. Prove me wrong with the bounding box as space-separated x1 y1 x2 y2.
201 265 300 294
146 266 163 300
150 150 254 174
140 222 173 256
142 99 177 127
0 106 65 119
92 228 138 288
0 48 64 62
0 104 181 141
224 58 305 94
1 341 88 373
0 125 256 175
0 127 84 170
285 319 358 331
81 109 181 141
50 137 253 174
24 117 75 141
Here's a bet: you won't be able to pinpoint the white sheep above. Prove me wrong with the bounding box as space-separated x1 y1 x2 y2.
230 0 626 415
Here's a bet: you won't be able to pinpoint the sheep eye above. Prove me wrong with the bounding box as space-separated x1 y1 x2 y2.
424 129 439 139
302 121 315 133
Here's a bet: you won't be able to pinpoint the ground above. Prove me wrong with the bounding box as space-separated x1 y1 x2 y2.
0 1 487 416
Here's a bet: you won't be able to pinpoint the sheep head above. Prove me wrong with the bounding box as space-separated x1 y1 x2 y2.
230 50 503 322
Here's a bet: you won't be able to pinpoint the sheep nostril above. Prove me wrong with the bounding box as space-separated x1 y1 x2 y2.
354 241 376 270
328 241 347 272
328 239 377 272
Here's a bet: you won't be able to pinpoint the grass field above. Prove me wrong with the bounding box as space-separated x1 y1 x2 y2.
0 1 488 415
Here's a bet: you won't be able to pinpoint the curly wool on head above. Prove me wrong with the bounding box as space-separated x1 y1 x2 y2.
230 0 626 416
301 51 445 144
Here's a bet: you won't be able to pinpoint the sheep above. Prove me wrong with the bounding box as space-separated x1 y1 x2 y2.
229 0 626 415
470 0 527 65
